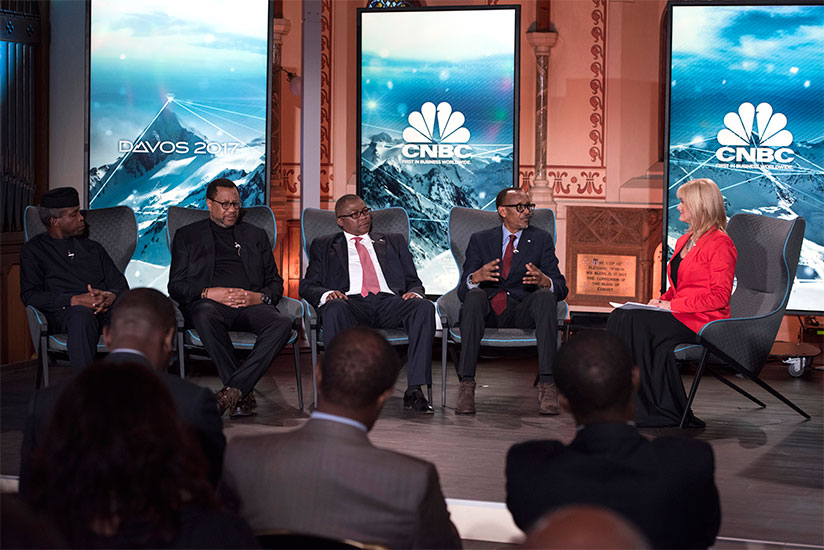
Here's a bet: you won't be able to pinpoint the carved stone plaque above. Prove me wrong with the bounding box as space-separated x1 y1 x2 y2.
576 254 637 296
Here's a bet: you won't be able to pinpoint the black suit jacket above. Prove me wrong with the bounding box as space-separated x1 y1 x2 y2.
457 225 567 304
299 232 425 307
506 422 721 549
168 218 283 307
19 352 226 492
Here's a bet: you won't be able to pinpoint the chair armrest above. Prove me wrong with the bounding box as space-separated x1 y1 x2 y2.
25 305 48 351
276 296 304 327
302 299 318 329
170 301 185 330
436 290 461 329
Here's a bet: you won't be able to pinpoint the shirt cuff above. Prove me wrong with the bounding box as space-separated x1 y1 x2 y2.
466 274 480 290
319 290 334 306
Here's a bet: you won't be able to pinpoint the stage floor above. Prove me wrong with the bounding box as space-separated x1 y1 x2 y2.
2 350 821 549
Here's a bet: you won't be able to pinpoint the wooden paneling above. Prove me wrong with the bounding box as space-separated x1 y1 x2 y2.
0 232 34 364
284 219 302 300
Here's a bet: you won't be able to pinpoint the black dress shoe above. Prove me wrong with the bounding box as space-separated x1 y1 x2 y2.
230 394 256 418
404 388 434 414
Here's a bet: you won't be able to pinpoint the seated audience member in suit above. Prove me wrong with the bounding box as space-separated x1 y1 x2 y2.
24 362 257 549
20 288 226 492
299 194 436 413
456 187 568 415
220 327 461 549
168 177 293 417
608 178 736 427
522 505 648 550
506 332 721 549
20 187 129 369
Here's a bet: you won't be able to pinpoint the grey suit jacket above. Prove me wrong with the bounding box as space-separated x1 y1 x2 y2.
220 418 461 549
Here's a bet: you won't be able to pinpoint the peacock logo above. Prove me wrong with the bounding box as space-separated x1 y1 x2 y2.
715 102 794 164
401 101 472 159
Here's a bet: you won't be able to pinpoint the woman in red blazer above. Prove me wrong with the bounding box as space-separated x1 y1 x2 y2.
608 178 737 427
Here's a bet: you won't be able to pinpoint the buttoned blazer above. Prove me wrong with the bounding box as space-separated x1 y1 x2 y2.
457 225 568 304
660 229 737 333
506 422 720 549
220 418 461 549
299 231 425 306
168 218 283 307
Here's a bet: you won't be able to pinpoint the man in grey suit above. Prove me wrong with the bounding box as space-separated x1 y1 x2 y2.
220 327 461 549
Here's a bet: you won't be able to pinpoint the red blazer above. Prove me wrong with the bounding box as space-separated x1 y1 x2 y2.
660 228 737 333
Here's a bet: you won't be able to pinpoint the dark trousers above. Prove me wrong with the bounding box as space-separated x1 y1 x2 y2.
607 308 701 427
184 299 292 396
47 306 111 369
457 288 558 382
319 293 435 386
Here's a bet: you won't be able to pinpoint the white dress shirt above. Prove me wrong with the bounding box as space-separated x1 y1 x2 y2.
319 232 392 305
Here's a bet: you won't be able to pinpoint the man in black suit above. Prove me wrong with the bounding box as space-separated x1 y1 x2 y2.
299 194 435 413
20 288 226 491
168 178 293 417
505 332 721 549
456 187 568 414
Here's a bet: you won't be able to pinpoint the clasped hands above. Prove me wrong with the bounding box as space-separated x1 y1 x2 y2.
471 259 551 288
205 287 263 308
325 290 421 301
70 284 116 314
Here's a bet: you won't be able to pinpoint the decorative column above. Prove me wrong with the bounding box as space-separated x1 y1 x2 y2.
270 17 290 266
526 29 558 210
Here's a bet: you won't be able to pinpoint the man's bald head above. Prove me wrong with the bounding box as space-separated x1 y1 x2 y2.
524 505 648 549
104 288 176 370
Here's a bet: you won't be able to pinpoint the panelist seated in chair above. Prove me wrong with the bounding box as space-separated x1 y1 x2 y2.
219 328 461 549
607 178 737 428
299 194 435 414
456 187 568 415
168 177 293 417
20 187 129 370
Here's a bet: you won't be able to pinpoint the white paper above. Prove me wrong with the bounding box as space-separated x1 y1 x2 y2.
609 301 670 312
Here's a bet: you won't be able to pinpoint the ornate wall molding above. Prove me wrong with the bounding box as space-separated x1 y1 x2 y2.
321 0 332 167
520 165 606 199
589 0 606 167
282 162 333 199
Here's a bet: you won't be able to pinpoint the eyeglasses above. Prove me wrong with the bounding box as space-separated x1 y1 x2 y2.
337 207 371 220
502 203 536 213
210 200 241 210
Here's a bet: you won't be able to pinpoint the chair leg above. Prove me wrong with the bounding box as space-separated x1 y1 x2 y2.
740 369 811 420
293 341 304 412
441 329 448 407
311 327 319 409
177 331 186 379
679 347 710 428
40 335 49 388
706 366 766 407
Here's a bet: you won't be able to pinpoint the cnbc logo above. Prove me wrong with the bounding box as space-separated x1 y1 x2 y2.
715 102 794 164
401 101 472 160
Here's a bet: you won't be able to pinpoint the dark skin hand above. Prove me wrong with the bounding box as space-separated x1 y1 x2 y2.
70 284 116 314
326 290 421 301
522 263 551 288
205 287 263 308
471 259 501 284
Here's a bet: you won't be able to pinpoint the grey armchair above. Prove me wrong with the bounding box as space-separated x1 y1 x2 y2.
676 213 809 428
166 205 304 411
300 207 431 408
436 207 569 407
24 205 137 387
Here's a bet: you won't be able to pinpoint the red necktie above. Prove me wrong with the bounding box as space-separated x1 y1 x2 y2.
491 234 516 315
354 237 380 297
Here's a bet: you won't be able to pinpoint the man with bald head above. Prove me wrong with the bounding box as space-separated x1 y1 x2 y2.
523 505 648 550
20 288 226 490
220 328 460 549
299 194 436 413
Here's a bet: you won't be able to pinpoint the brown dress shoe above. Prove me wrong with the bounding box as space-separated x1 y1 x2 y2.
538 382 560 415
215 387 242 416
455 380 477 414
231 394 256 418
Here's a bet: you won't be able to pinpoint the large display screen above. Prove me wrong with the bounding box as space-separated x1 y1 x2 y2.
88 0 270 290
358 6 519 295
666 2 824 314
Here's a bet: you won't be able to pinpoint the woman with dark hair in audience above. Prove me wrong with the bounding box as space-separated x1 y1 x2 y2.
608 178 737 428
25 361 258 549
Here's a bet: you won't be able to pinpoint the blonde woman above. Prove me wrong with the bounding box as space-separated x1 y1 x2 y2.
608 178 737 427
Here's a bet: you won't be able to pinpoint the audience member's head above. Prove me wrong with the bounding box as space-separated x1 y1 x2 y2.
0 494 65 549
26 361 214 547
102 287 176 371
554 332 639 425
318 327 400 428
523 505 649 549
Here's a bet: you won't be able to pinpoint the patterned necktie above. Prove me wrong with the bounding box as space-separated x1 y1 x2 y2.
491 234 516 315
354 237 380 297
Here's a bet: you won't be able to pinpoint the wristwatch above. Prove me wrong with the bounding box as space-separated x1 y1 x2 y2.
260 293 272 305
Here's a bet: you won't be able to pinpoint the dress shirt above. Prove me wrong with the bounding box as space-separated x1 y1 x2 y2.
310 411 368 432
467 226 553 292
319 232 397 305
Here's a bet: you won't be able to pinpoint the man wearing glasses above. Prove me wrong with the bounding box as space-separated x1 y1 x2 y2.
168 178 293 417
456 187 568 415
299 194 436 413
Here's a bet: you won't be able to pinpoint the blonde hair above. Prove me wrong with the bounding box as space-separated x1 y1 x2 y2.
676 178 727 237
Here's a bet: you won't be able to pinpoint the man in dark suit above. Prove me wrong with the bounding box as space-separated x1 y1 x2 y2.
456 187 568 414
168 178 293 416
20 187 129 369
505 332 721 549
299 194 435 413
20 288 226 491
220 328 461 549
